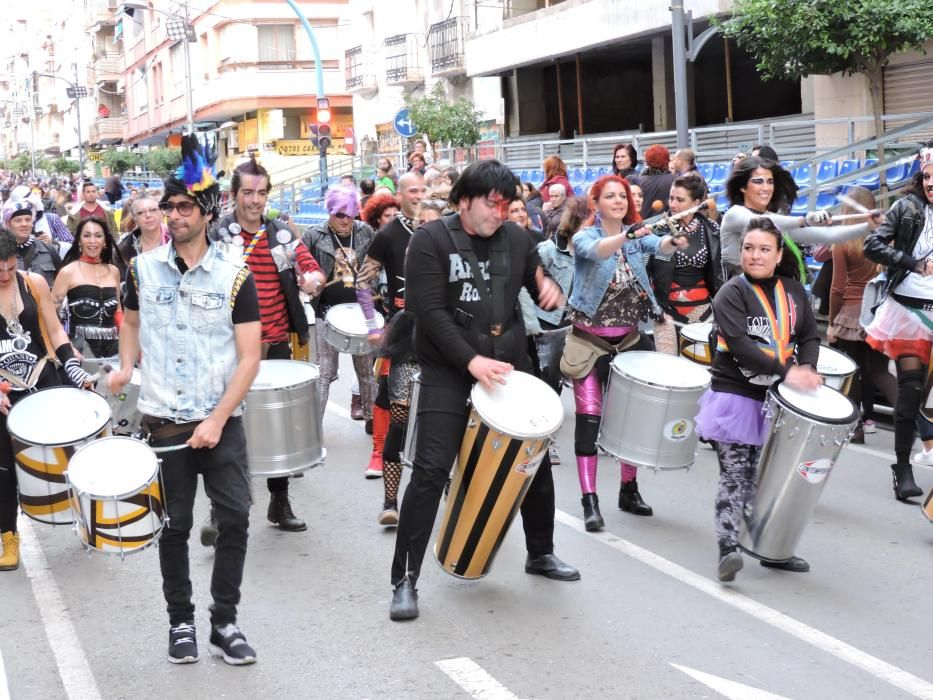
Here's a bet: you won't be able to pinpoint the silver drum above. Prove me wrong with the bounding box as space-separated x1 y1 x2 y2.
400 372 421 468
323 303 384 355
83 357 143 436
598 351 710 470
244 360 325 477
739 383 857 563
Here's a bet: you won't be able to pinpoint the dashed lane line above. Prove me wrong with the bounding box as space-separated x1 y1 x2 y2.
435 657 523 700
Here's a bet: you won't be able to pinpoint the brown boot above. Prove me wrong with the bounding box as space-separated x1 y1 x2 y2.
0 531 20 571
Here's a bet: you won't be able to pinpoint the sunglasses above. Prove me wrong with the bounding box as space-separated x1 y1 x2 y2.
333 212 352 220
159 201 197 216
749 177 775 186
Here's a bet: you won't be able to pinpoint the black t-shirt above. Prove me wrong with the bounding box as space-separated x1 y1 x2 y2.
406 214 541 377
319 232 359 310
366 217 413 317
123 259 260 325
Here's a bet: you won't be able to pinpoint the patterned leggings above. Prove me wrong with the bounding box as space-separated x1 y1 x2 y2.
714 441 760 552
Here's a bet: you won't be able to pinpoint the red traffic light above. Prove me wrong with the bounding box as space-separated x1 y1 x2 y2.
318 124 332 150
317 108 331 123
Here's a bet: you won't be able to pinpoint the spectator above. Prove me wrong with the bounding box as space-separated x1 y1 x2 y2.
65 181 117 235
636 145 675 219
360 178 376 210
375 158 397 193
540 155 572 205
360 193 399 231
104 173 124 205
542 183 570 239
611 143 639 180
407 151 426 175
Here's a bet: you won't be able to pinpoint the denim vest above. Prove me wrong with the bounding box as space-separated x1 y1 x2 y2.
134 241 245 421
535 239 575 326
568 225 663 318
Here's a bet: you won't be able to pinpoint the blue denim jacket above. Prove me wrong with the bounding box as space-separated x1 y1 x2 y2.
568 225 664 319
535 239 575 326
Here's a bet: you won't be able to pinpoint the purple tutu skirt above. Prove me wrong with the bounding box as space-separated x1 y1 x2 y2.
695 390 767 447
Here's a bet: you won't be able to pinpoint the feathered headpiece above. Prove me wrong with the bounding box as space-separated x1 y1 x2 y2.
164 134 220 216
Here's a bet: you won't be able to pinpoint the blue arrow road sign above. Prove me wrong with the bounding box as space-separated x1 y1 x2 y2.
394 108 417 138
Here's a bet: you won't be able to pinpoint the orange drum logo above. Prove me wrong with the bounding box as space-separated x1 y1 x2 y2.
663 419 692 442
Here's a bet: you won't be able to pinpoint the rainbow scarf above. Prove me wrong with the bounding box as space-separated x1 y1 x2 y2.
717 275 796 363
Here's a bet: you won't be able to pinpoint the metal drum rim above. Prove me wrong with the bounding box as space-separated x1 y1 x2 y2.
8 387 112 446
66 436 159 498
768 384 858 426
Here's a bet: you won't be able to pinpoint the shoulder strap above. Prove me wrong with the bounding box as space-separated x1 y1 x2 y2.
20 272 57 363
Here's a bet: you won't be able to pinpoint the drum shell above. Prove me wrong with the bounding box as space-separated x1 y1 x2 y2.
434 408 549 579
400 373 421 468
739 388 858 562
66 437 165 555
598 357 710 470
820 372 853 396
323 303 383 356
817 345 856 396
922 490 933 525
244 367 325 477
678 324 714 366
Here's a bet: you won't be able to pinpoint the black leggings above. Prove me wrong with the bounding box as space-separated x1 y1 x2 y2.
894 356 926 465
831 338 897 421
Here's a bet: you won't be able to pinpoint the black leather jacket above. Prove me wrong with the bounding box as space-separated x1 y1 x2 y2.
863 193 927 294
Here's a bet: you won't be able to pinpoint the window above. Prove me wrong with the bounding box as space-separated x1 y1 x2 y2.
257 25 295 68
169 43 183 88
133 66 147 114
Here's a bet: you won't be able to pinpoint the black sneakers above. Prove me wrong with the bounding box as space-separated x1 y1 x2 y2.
168 622 199 664
209 623 257 665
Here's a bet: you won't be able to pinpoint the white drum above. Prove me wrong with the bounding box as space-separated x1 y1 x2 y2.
598 352 711 470
66 436 165 556
817 345 857 395
679 322 715 366
323 303 384 355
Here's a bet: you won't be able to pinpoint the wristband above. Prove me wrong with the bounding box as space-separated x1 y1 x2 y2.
55 342 77 365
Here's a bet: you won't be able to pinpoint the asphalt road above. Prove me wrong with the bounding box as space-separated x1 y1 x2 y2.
2 355 932 700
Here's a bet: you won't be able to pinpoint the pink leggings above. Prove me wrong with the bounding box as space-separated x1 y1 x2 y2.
573 366 637 494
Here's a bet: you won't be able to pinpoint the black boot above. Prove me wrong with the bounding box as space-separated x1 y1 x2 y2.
581 493 604 531
389 579 419 621
619 480 653 516
267 491 307 532
891 463 923 501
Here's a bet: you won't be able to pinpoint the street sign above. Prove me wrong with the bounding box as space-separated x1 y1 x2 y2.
393 108 417 138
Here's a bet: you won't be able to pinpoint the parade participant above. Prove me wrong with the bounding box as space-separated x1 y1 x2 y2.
51 217 125 359
302 187 378 431
695 217 822 582
211 158 325 533
360 192 399 232
0 230 95 572
65 181 116 235
117 195 170 263
863 144 933 501
2 198 62 287
108 136 261 665
389 160 579 621
356 172 424 512
635 145 675 219
629 182 644 216
719 156 880 279
611 143 639 180
564 175 688 531
648 173 723 354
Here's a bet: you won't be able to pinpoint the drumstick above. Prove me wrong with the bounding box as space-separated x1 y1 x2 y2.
0 369 30 391
829 213 882 222
151 443 191 454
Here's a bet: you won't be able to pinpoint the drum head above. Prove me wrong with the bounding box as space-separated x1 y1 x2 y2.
775 382 857 424
251 360 319 390
326 303 385 334
470 371 563 439
682 322 714 344
8 387 111 445
612 351 711 389
68 436 158 497
817 345 857 377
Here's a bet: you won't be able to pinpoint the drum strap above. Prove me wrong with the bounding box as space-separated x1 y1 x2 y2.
20 272 58 365
439 216 511 340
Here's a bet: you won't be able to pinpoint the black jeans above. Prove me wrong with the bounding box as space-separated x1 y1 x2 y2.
155 416 251 626
264 340 292 494
391 368 555 586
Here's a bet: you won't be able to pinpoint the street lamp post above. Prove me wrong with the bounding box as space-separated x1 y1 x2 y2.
35 66 89 176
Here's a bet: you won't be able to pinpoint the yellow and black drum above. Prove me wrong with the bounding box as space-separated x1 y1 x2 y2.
7 387 111 524
434 372 563 579
678 322 715 366
923 490 933 525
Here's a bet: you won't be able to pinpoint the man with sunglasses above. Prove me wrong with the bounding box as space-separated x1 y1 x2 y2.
109 143 262 666
388 160 579 622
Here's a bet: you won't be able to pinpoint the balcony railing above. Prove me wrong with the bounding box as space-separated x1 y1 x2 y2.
384 34 424 86
344 45 377 95
92 53 123 84
89 116 125 144
428 17 468 76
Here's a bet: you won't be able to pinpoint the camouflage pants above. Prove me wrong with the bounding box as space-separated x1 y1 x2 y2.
714 441 759 550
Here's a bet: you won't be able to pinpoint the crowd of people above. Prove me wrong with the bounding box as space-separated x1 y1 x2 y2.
0 134 929 664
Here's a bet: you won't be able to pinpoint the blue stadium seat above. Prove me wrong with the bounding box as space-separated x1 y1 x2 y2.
885 162 910 188
814 191 837 209
792 163 812 188
838 159 860 179
790 195 808 216
573 185 585 196
697 163 713 181
584 167 598 182
570 167 585 184
815 160 839 187
715 192 730 213
596 166 611 178
529 169 544 185
708 162 729 186
855 158 880 190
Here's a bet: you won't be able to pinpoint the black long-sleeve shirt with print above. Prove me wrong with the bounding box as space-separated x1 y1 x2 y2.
710 274 820 400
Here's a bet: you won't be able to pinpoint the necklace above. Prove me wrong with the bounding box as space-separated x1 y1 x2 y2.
79 254 102 264
0 280 29 351
80 259 106 287
330 228 357 269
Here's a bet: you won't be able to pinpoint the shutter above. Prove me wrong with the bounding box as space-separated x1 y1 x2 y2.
883 60 933 139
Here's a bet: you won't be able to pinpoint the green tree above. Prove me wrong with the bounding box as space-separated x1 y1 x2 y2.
144 146 182 178
405 84 484 152
10 152 34 175
720 0 933 190
102 149 140 175
48 156 80 176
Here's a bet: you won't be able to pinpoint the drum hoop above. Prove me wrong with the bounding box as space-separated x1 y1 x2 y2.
768 386 858 426
325 303 385 333
67 436 160 498
818 345 858 374
252 360 320 390
611 363 710 392
8 386 112 447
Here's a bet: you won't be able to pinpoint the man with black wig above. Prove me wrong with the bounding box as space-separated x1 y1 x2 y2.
388 160 580 622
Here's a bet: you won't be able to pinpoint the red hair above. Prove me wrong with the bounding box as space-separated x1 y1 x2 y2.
361 193 399 230
542 155 568 180
585 175 641 227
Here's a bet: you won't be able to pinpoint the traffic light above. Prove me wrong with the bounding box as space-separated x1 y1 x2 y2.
318 123 332 151
316 97 332 152
309 123 320 148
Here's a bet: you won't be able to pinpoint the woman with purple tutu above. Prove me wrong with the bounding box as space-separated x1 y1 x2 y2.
695 217 822 582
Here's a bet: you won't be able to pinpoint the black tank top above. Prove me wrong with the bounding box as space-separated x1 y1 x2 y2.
0 273 56 391
67 283 119 358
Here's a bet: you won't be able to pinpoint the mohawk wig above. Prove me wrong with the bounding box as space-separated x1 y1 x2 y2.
163 134 220 217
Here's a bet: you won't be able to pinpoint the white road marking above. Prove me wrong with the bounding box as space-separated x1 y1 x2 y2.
555 510 933 700
18 519 102 700
845 442 933 472
672 664 791 699
435 657 523 700
0 646 10 700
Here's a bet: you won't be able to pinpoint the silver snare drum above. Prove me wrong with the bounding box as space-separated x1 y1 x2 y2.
323 303 384 355
739 383 858 563
244 360 325 477
817 345 857 395
400 372 421 468
597 352 710 470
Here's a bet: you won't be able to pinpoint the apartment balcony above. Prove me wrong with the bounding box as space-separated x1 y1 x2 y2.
345 45 378 96
89 116 125 144
90 53 124 84
92 0 121 25
384 34 424 87
429 17 468 78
